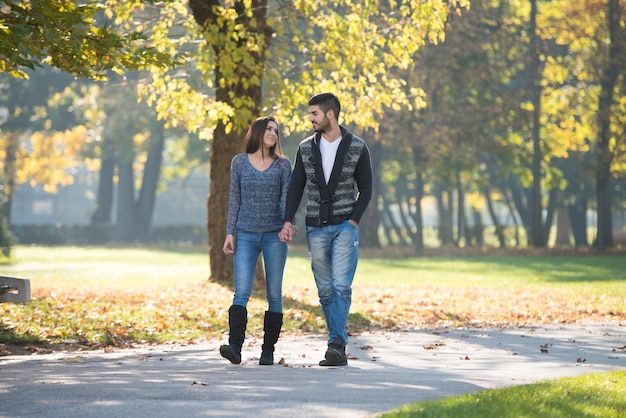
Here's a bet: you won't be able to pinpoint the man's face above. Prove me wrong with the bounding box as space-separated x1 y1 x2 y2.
308 105 331 133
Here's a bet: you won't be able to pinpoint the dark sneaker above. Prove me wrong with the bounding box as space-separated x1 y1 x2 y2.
319 339 348 366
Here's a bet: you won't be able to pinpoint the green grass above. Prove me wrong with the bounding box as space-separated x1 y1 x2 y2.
1 245 625 350
4 245 626 290
380 370 626 418
1 245 210 289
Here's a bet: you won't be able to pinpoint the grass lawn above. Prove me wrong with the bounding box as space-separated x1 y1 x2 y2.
1 245 625 351
380 370 626 418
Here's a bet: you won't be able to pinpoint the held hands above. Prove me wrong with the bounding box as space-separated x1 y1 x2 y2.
223 234 235 254
279 222 297 242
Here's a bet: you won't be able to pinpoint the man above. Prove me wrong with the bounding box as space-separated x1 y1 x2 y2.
280 92 373 366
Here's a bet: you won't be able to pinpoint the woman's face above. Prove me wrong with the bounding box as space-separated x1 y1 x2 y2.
263 121 279 150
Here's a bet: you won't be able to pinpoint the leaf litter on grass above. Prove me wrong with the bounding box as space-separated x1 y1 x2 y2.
2 245 626 355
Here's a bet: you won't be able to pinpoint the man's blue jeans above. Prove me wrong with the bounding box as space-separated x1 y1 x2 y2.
233 230 287 313
306 221 359 345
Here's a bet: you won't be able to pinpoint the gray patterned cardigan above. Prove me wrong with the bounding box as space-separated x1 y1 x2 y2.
284 126 373 227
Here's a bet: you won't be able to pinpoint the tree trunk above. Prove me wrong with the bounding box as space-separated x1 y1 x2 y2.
2 132 18 224
509 184 531 242
485 188 506 248
504 189 523 246
542 187 558 246
359 138 381 248
455 168 466 246
91 156 115 225
529 0 545 248
136 124 165 241
116 157 136 242
569 195 588 247
411 161 425 255
435 187 453 246
208 123 244 282
594 0 622 250
193 0 271 283
397 197 415 243
470 206 484 247
555 205 571 246
381 202 411 246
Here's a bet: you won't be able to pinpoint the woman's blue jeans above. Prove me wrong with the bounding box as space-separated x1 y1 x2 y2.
306 221 359 345
232 230 287 313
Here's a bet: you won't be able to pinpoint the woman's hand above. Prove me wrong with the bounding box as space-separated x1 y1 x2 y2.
223 234 235 254
279 222 297 242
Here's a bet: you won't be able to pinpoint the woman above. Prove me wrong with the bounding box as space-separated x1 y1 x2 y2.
220 116 293 365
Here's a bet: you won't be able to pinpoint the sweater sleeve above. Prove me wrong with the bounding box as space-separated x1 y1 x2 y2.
225 154 243 235
349 143 373 223
283 148 305 224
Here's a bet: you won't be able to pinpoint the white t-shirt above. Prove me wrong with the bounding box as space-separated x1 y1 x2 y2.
320 136 342 184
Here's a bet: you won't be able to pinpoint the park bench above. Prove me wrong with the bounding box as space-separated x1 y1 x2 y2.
0 276 31 303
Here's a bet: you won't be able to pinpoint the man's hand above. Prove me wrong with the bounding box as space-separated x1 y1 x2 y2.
279 222 297 242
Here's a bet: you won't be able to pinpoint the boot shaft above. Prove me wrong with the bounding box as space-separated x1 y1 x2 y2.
227 304 248 347
260 310 283 365
262 310 283 344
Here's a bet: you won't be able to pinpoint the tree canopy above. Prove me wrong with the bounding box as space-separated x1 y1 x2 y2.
0 0 176 79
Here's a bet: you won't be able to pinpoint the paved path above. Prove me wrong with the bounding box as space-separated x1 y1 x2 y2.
1 322 625 418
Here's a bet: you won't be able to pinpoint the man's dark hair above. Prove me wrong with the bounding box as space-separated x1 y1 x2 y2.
308 92 341 121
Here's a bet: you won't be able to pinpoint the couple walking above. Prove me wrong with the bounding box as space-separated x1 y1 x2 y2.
220 92 373 367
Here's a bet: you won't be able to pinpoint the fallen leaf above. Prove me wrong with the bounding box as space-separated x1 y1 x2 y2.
65 356 84 364
423 343 445 350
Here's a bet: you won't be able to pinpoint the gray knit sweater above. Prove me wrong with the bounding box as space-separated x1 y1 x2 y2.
226 153 292 235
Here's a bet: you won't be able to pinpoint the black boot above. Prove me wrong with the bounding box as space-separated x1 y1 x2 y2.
319 337 348 366
259 311 283 365
220 305 247 364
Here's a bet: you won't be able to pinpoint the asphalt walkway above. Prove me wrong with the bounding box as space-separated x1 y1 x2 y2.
1 322 625 417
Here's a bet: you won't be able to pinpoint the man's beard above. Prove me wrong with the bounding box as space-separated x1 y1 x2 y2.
313 117 331 133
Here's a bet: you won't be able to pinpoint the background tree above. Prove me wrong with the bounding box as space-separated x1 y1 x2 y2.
0 70 78 224
593 0 626 248
0 0 175 78
0 0 181 254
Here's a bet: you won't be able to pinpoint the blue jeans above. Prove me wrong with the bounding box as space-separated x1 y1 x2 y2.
233 230 288 313
306 221 359 345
